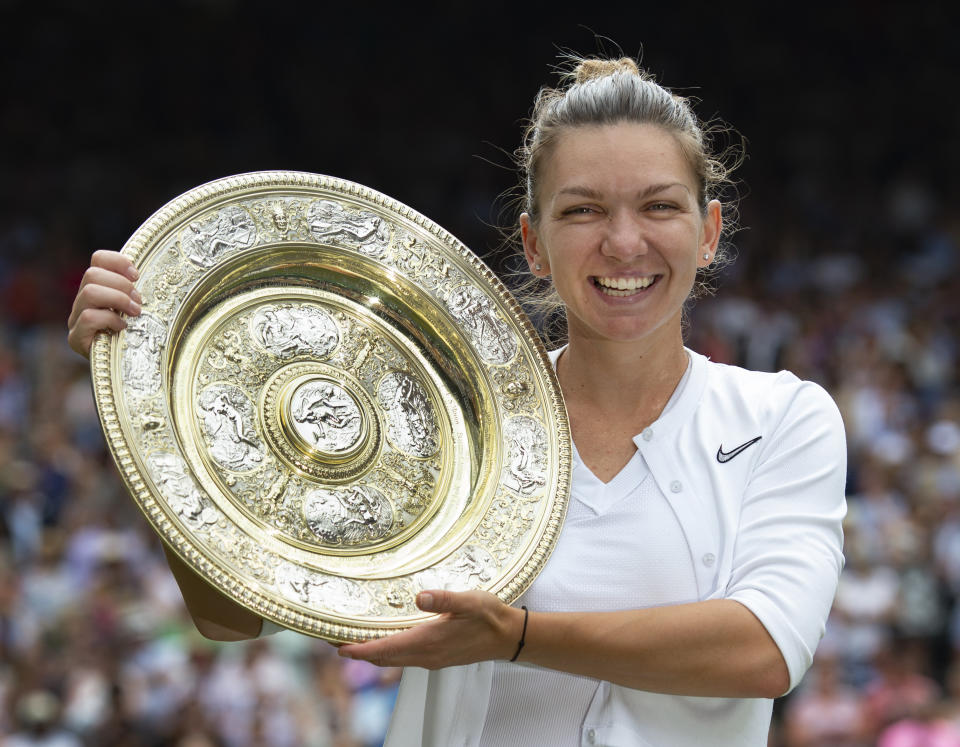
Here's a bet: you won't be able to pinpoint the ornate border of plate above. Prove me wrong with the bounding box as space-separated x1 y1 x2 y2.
90 171 571 642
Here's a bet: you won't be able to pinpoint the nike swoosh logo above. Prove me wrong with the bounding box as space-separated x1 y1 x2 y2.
716 436 762 463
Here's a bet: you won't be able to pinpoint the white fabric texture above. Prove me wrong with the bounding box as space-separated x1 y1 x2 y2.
478 358 695 746
384 348 847 747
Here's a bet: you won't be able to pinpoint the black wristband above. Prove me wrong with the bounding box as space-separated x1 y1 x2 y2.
509 605 529 662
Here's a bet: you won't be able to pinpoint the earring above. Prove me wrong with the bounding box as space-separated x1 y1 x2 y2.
702 253 710 261
535 263 542 271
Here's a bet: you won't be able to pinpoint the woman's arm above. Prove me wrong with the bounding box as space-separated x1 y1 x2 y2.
339 378 846 699
523 598 789 697
338 590 789 698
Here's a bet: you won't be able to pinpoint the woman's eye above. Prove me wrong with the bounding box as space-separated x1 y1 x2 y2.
562 206 595 216
648 202 676 211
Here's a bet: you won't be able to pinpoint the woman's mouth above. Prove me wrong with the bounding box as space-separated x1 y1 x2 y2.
592 275 657 297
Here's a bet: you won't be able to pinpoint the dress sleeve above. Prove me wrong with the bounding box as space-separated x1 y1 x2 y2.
724 374 847 693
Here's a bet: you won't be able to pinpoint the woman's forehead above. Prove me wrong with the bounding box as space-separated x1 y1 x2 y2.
543 124 697 195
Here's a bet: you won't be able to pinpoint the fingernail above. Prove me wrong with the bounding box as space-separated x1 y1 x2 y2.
131 289 143 304
418 592 434 610
338 647 354 658
126 266 139 281
129 301 141 315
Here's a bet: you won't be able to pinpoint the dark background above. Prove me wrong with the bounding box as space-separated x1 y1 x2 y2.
3 1 957 313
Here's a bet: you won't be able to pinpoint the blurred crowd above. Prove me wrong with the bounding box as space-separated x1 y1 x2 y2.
2 4 958 745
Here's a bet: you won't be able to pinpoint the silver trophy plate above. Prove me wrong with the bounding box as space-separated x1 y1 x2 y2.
90 171 570 642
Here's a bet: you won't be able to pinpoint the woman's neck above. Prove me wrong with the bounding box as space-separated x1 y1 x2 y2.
557 333 689 423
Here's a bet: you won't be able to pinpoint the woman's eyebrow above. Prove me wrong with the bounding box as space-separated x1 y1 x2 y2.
637 182 691 198
555 182 690 200
556 185 603 199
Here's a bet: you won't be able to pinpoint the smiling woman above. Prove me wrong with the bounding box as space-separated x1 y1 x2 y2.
515 56 736 336
66 54 847 747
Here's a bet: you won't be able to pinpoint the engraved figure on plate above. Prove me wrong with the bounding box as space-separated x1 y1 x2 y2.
147 452 218 530
302 485 394 545
377 372 439 458
277 565 372 615
272 200 290 232
502 416 548 495
122 312 166 396
446 285 517 365
197 384 264 471
266 198 304 235
393 231 425 275
290 381 362 453
251 305 339 358
416 544 498 592
181 205 257 267
306 199 389 255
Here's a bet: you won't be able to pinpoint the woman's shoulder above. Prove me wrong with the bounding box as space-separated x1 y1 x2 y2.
694 352 843 429
691 353 847 495
697 351 793 387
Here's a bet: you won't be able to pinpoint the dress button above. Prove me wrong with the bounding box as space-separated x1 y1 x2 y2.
702 553 716 567
670 480 682 493
641 428 653 441
586 728 597 744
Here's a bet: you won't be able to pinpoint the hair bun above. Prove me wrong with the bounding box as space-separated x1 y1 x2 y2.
572 57 641 84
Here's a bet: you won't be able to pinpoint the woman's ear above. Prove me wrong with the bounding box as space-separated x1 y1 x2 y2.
520 213 549 276
697 200 723 268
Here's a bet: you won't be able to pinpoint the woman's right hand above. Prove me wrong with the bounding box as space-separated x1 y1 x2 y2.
67 250 142 358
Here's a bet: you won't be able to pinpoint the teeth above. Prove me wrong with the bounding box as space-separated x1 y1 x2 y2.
595 276 654 291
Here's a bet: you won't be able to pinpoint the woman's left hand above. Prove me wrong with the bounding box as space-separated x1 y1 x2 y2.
338 590 525 669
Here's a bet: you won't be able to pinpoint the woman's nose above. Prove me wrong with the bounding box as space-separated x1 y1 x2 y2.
600 213 648 260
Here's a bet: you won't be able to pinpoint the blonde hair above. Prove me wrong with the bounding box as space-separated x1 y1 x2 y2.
511 55 742 343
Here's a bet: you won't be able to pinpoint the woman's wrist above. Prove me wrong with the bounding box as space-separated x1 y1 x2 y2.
499 603 529 662
509 606 529 662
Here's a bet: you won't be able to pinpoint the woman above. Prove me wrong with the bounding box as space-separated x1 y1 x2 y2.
68 56 846 746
